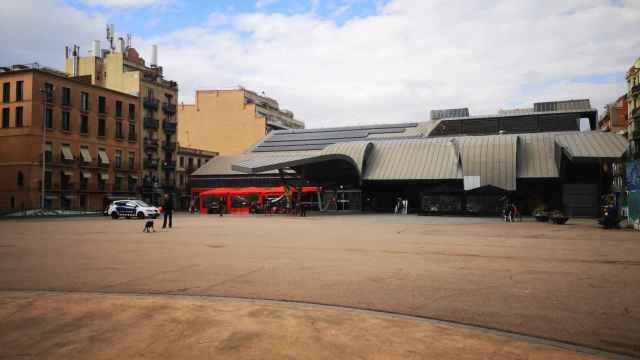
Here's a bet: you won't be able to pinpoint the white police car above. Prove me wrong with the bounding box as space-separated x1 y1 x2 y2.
107 199 160 219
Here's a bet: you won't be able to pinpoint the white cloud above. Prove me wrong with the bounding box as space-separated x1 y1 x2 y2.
148 0 640 128
0 0 105 69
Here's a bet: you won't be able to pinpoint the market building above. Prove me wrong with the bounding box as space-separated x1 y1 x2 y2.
0 63 141 212
178 88 304 155
193 99 628 217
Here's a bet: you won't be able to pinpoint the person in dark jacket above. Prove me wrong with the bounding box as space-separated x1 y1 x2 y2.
162 193 174 229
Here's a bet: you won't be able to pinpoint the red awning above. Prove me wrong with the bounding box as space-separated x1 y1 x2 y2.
199 186 320 197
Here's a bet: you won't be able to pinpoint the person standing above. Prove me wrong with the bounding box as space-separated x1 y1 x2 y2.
162 193 174 229
218 197 225 217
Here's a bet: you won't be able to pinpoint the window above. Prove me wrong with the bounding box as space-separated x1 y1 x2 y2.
17 171 24 187
98 96 106 114
62 111 70 131
44 83 54 102
45 108 53 128
44 170 52 190
16 81 23 101
128 152 135 170
188 157 193 169
98 118 106 137
128 122 136 141
198 158 202 168
80 92 89 112
15 107 23 127
44 142 53 162
129 104 136 120
3 82 10 102
115 150 122 169
179 156 184 167
2 108 8 128
98 176 106 191
80 194 87 208
114 176 122 191
81 115 89 134
128 176 137 192
115 120 123 138
62 87 71 106
116 101 123 117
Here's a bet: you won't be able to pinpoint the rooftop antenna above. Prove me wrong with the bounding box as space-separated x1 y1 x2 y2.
106 24 115 50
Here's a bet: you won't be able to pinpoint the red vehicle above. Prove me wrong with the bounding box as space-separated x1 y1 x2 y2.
196 186 320 214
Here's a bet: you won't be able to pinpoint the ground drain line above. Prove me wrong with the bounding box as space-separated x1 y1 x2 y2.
2 288 637 360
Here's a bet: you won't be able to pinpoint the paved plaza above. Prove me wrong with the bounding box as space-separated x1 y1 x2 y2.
0 214 638 358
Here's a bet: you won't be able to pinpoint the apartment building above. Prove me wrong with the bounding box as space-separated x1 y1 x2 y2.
0 64 140 212
627 57 640 159
176 146 217 209
65 29 178 205
178 88 304 155
598 94 628 134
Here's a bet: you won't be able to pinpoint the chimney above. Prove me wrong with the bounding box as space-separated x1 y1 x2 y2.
93 40 101 59
151 44 158 67
65 46 69 59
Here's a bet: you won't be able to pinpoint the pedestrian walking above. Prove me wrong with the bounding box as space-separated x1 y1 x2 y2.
218 197 225 217
162 193 174 229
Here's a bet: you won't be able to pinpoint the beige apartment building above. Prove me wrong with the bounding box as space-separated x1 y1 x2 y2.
0 64 141 212
178 88 304 155
65 32 178 205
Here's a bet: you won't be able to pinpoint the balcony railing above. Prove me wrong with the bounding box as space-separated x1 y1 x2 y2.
143 97 159 110
144 117 159 129
163 161 176 170
144 137 159 149
163 121 177 133
144 159 159 169
162 102 177 114
162 141 177 152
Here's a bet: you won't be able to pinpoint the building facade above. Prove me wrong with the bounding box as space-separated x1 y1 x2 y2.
598 95 628 134
0 64 141 212
176 146 217 209
178 88 304 155
65 36 178 205
627 58 640 157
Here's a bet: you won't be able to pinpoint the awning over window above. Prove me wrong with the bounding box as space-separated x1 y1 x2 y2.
80 147 92 163
115 173 124 178
100 173 109 180
98 150 110 165
63 170 74 177
81 171 92 179
129 175 139 180
61 145 74 161
44 143 52 152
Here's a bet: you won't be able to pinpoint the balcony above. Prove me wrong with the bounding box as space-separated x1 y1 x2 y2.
144 159 159 169
162 102 177 114
162 141 177 152
163 121 177 133
143 97 159 110
163 161 176 171
632 84 640 95
144 117 159 130
144 137 159 150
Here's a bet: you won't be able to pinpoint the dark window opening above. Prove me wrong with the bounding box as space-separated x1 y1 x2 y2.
128 103 136 120
98 96 106 114
3 82 10 102
16 81 23 101
15 107 23 127
2 108 9 128
81 115 89 134
116 100 123 117
98 118 106 137
45 108 53 129
62 111 70 131
62 87 71 106
17 171 24 187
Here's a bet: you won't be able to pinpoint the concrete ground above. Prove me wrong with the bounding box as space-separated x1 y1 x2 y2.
0 214 639 358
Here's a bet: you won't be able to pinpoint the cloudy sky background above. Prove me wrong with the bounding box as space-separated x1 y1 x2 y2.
1 0 639 128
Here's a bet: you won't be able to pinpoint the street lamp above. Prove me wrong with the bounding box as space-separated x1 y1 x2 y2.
40 86 53 210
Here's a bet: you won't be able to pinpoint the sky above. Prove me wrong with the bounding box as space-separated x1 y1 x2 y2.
1 0 639 128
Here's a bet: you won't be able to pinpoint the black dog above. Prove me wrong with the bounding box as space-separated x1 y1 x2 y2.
143 220 155 233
